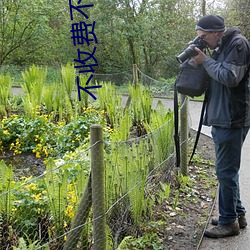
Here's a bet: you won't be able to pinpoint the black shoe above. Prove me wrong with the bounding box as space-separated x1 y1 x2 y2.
211 214 247 229
204 222 240 238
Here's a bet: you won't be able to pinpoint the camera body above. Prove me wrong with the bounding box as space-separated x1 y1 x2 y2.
176 36 208 63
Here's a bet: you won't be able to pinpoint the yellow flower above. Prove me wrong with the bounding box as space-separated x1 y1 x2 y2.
26 183 37 191
65 205 74 218
36 152 41 159
71 195 76 204
32 193 42 201
3 130 10 135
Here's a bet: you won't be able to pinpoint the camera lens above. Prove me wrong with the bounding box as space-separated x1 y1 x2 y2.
176 44 198 63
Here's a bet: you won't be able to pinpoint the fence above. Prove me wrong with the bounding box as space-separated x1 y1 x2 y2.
0 64 191 249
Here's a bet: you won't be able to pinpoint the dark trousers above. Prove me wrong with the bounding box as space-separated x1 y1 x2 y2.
211 126 249 225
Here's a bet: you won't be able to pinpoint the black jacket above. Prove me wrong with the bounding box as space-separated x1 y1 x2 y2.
203 26 250 128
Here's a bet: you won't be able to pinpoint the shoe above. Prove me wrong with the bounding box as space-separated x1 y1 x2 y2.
204 222 240 238
211 214 247 229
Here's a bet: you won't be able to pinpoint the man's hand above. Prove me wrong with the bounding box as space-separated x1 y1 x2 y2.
192 47 207 64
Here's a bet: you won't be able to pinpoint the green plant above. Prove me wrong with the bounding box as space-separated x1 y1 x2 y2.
97 81 122 128
12 176 49 241
13 237 41 250
117 233 163 250
75 74 90 111
21 65 47 118
157 182 171 203
145 100 174 163
0 161 15 222
60 63 75 101
172 190 180 210
43 85 56 114
129 84 153 127
0 72 12 116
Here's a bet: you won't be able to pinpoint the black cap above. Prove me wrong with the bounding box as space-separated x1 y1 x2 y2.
195 15 225 32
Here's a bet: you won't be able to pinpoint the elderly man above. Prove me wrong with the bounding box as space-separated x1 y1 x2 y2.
192 15 250 238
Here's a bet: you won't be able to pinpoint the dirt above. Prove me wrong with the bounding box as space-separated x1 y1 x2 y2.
158 130 217 250
0 152 45 180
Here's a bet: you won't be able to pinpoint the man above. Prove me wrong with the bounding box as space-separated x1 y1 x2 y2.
192 15 250 238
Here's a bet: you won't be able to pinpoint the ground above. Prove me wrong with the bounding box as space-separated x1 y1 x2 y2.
159 130 217 250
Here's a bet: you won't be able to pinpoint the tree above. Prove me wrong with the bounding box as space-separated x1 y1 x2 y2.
221 0 250 39
0 0 74 66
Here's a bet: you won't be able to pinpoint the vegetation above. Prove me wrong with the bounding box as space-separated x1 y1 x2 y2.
0 65 178 248
1 0 249 81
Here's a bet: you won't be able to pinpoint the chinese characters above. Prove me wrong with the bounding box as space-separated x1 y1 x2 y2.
69 0 101 101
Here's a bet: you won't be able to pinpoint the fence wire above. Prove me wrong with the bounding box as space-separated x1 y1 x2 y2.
0 66 192 249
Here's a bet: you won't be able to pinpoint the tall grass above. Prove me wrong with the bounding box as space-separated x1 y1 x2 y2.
145 100 175 164
0 73 12 116
97 82 122 128
21 65 47 118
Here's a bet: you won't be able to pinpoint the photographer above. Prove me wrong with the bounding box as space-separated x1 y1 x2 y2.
192 15 250 238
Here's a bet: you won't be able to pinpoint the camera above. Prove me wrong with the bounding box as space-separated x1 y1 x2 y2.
176 36 208 63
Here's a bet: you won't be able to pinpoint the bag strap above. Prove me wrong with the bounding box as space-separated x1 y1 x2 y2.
174 80 208 168
174 80 180 168
188 91 208 164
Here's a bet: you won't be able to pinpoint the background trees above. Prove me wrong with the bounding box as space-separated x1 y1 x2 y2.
0 0 249 80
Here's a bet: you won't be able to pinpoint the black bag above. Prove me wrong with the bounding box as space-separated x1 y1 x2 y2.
175 58 208 97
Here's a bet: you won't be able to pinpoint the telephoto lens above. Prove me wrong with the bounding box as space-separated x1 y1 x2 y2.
176 36 208 63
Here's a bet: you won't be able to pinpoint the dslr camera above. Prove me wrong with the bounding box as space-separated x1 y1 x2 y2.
176 36 208 63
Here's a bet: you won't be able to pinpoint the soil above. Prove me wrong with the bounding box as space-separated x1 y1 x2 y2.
0 152 45 180
158 130 217 250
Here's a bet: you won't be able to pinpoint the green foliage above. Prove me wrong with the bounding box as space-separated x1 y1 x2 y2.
0 161 14 222
0 108 103 157
12 176 48 240
158 182 171 203
13 235 46 250
43 159 68 229
145 100 175 163
43 85 56 113
105 136 153 227
0 73 12 116
60 63 76 100
129 84 153 126
21 65 47 118
0 76 179 248
97 82 123 128
117 233 163 250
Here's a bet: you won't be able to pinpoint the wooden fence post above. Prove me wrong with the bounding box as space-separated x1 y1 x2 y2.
63 175 92 250
91 124 106 250
133 63 138 86
180 94 188 176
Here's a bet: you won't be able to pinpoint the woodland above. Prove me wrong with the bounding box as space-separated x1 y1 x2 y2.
1 0 250 81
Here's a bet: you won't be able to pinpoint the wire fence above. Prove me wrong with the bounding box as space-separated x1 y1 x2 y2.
1 64 175 97
0 65 191 249
0 113 191 249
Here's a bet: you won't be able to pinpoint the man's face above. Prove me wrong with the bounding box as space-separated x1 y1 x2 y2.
196 30 221 49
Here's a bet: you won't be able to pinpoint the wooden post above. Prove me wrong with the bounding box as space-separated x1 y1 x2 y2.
133 64 138 86
63 175 92 250
180 94 188 176
125 64 138 109
91 124 106 250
